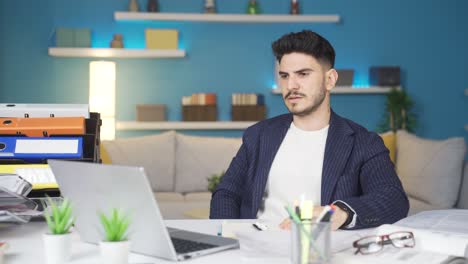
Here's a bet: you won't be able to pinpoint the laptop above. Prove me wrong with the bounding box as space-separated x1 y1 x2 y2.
48 159 239 261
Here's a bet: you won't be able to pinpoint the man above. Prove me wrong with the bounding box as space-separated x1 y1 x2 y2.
210 30 409 230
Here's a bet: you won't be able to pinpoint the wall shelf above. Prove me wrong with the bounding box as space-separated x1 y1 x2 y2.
48 48 186 58
114 12 340 23
116 121 256 131
271 86 399 95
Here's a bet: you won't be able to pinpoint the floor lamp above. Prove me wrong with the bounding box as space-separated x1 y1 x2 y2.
89 61 116 140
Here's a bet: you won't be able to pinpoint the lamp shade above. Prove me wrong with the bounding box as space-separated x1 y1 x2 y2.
89 61 116 140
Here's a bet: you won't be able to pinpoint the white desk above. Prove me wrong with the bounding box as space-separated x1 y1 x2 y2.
1 219 446 264
1 220 248 264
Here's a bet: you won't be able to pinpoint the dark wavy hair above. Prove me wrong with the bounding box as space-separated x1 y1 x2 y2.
272 30 335 68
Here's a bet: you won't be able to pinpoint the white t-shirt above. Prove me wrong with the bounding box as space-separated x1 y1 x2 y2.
259 122 329 222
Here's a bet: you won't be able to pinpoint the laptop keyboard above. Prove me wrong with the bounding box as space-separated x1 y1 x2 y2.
171 237 217 254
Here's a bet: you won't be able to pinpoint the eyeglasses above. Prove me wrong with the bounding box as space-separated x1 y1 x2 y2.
353 231 415 255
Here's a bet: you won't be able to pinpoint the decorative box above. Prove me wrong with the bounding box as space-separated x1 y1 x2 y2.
136 104 166 121
74 29 91 47
231 105 266 121
182 105 217 121
369 66 401 86
56 28 74 47
55 28 91 47
145 29 178 49
335 69 354 87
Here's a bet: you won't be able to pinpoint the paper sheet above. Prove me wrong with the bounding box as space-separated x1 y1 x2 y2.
235 229 290 260
333 247 453 264
377 224 468 258
396 210 468 235
331 229 374 254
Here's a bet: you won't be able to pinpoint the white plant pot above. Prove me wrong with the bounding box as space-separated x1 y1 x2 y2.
43 233 72 264
100 240 130 264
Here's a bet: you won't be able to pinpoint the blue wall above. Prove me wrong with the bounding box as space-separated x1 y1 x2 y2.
1 0 467 142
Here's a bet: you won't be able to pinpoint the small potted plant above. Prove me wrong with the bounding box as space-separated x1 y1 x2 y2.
99 208 131 264
377 87 417 133
207 171 225 193
42 196 74 264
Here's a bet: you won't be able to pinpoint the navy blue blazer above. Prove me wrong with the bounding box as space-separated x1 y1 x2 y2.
210 111 409 229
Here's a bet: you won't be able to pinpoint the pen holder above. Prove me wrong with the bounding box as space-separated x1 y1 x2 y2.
291 222 331 264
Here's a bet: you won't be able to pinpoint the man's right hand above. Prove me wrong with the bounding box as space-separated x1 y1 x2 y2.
278 205 349 231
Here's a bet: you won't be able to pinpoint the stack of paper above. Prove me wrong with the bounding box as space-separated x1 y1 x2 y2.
333 210 468 263
0 164 58 190
0 173 32 195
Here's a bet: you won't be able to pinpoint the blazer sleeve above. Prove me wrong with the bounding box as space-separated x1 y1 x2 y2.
340 133 409 229
210 134 250 219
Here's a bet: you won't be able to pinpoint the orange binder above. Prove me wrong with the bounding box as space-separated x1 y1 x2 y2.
0 117 85 137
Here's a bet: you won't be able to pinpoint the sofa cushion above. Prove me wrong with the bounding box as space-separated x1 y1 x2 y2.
184 192 212 202
100 143 112 164
408 196 446 215
154 192 184 202
175 133 241 193
396 130 466 209
456 162 468 209
102 131 176 192
379 131 396 163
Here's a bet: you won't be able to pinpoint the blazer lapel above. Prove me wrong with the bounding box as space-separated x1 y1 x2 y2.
321 111 355 205
251 114 292 215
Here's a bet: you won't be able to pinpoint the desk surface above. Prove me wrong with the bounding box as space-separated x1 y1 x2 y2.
1 220 248 264
1 219 447 264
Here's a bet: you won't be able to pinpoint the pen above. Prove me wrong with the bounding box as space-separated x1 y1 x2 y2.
285 205 302 224
315 205 334 223
252 222 268 231
294 200 301 220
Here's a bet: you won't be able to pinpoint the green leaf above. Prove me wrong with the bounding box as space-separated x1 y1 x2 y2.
63 218 74 234
117 216 130 241
44 196 74 235
99 208 131 242
377 88 417 133
57 206 72 234
43 210 55 234
99 212 113 241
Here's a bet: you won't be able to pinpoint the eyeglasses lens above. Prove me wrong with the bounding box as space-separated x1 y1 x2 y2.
356 236 383 254
389 232 415 248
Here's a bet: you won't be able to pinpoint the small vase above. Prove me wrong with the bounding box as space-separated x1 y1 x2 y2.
43 233 72 264
204 0 216 14
290 0 299 15
247 0 260 15
110 34 124 48
128 0 139 12
147 0 158 12
100 240 130 264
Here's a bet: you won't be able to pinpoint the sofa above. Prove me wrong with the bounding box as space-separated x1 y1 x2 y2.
101 130 468 219
390 130 467 214
101 130 241 219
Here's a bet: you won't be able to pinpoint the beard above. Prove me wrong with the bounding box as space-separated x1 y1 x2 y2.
284 85 327 117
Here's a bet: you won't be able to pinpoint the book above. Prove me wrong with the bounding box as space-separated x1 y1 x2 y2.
0 164 57 190
333 210 468 263
231 93 264 106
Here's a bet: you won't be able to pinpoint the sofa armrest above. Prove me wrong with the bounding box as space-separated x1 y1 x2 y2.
456 162 468 209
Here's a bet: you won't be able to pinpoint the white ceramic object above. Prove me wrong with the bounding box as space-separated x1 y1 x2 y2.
43 233 72 264
100 240 130 264
0 242 8 264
